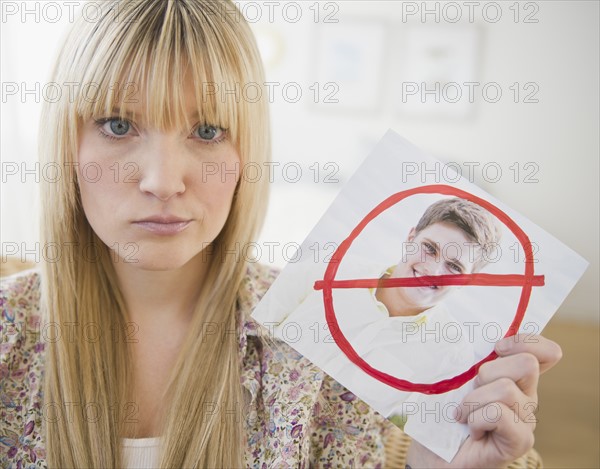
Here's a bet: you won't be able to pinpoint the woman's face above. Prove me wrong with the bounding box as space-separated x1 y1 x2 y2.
76 79 240 271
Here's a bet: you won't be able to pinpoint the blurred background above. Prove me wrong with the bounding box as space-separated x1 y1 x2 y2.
1 1 598 467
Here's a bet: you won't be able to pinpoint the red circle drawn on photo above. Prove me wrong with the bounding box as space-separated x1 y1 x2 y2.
313 184 545 395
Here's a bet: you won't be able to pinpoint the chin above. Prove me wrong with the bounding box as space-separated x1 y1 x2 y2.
118 258 185 272
405 289 432 303
115 244 204 272
406 297 438 312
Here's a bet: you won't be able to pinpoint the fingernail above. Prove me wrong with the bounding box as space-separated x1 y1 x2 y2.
495 339 510 353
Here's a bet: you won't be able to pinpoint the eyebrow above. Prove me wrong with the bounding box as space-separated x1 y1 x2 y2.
108 108 202 122
422 238 439 253
111 108 136 119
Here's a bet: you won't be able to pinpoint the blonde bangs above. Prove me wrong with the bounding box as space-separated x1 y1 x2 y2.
71 0 251 146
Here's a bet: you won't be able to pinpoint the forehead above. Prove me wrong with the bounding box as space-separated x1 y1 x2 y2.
78 56 233 135
103 73 202 127
66 0 254 141
416 221 473 246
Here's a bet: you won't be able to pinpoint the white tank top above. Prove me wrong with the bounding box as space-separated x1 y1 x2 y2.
122 436 161 468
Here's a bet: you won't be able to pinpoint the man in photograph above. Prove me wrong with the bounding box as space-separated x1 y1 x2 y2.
264 197 502 418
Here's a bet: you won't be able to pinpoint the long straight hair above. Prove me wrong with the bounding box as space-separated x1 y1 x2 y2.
39 1 270 467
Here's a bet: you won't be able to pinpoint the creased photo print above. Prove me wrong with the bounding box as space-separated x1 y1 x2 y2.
252 129 588 462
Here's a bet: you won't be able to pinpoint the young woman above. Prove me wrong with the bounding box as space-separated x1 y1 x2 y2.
0 1 561 468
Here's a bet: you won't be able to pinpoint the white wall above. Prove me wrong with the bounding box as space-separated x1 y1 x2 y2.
1 1 598 322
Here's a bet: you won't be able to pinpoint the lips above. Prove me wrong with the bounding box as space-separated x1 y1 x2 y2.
132 215 193 235
136 215 190 223
413 268 438 290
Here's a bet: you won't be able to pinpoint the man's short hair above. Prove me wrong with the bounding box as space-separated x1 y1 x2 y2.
415 198 502 271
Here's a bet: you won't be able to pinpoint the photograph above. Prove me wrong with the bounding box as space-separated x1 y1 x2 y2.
252 130 588 461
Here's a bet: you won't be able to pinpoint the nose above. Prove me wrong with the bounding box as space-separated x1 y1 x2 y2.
138 135 186 201
421 258 444 276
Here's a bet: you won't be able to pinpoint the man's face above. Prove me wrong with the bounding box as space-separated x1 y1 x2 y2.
386 221 477 313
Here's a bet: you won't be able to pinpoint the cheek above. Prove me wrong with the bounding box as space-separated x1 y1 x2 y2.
77 182 118 253
76 142 129 232
79 164 119 194
189 158 239 215
203 157 239 188
404 253 421 266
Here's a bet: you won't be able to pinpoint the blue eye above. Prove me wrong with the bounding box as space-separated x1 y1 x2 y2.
194 124 223 141
109 119 130 136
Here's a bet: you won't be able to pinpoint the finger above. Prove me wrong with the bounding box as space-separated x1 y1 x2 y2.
495 334 563 373
467 403 535 462
456 377 537 431
475 353 539 397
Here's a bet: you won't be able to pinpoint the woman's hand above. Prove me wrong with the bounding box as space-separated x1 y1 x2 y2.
406 334 562 469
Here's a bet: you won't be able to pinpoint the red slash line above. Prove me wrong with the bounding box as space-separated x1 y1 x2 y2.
314 273 545 291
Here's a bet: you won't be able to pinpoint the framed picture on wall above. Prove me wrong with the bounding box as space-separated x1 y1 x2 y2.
398 26 480 119
310 18 388 114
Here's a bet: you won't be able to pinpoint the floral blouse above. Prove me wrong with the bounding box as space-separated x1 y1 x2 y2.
1 263 398 468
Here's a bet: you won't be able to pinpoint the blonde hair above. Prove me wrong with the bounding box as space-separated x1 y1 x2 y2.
414 198 502 271
39 1 270 467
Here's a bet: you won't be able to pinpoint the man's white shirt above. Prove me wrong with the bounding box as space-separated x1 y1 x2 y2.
256 255 475 461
